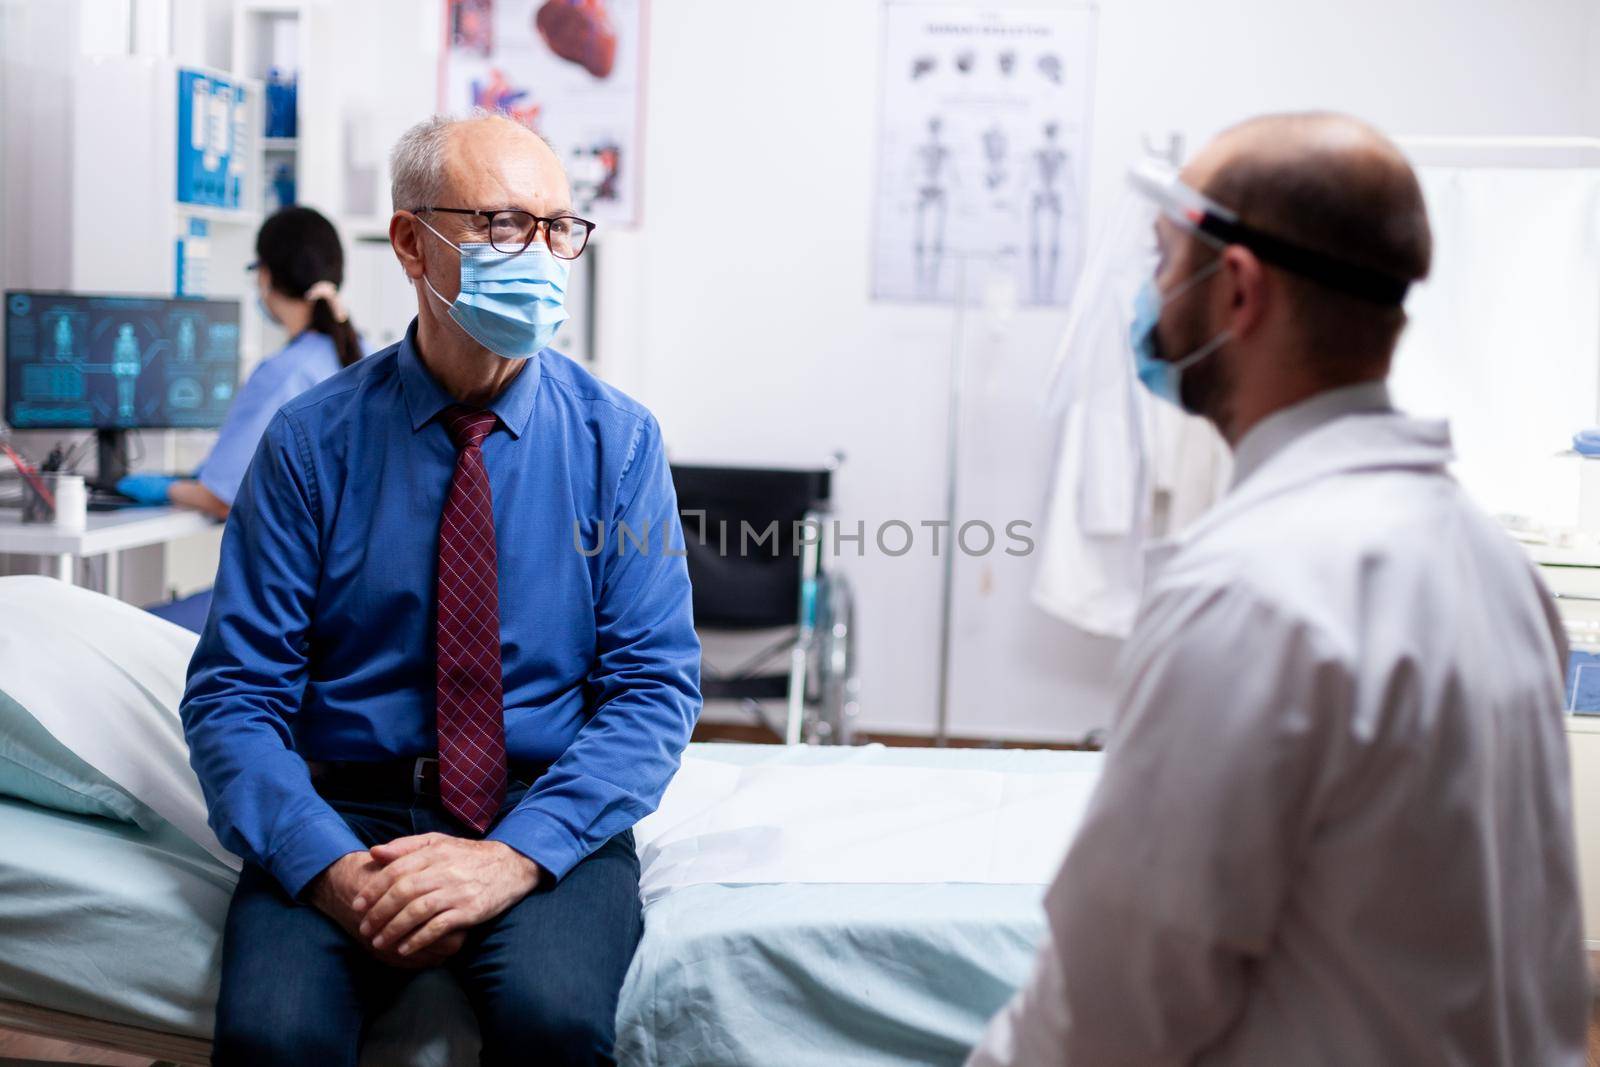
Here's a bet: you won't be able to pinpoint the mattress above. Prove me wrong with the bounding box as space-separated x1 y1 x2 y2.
0 795 479 1067
0 742 1097 1065
617 881 1047 1066
0 795 230 1037
617 743 1093 1066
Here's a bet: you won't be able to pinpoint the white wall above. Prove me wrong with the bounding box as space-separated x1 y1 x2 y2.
1590 4 1600 136
0 0 235 600
598 0 1600 740
3 0 1595 737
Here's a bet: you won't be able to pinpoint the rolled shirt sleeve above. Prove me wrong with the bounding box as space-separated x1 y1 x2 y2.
181 411 364 897
488 414 702 879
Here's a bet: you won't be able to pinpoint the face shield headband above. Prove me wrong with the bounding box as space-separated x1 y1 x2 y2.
1127 160 1413 307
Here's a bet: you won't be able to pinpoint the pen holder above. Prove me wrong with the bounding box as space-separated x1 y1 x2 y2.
22 473 87 531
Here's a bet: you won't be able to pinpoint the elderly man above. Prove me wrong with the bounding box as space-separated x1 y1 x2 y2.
969 113 1588 1066
182 113 700 1065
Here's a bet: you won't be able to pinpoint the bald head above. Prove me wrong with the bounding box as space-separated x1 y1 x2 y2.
1184 112 1432 378
390 112 569 218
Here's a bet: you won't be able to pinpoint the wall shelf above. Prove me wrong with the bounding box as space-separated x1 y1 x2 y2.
174 203 263 226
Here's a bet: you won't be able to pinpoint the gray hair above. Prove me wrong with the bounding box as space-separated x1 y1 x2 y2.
389 110 555 212
389 115 454 212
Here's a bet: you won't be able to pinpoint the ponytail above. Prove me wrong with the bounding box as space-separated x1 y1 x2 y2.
304 284 363 368
255 205 363 368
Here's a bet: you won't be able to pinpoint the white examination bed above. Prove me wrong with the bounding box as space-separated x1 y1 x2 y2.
0 575 1103 1065
0 742 1101 1067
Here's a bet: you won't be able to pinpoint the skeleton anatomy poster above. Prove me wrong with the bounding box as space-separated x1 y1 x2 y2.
444 0 646 226
872 3 1095 305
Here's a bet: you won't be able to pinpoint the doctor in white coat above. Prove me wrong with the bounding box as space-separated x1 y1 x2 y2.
970 112 1589 1067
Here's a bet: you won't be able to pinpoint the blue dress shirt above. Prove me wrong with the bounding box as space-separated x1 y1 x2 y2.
195 330 348 506
181 320 701 897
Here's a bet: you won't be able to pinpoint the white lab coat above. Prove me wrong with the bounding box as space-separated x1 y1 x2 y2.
972 386 1589 1067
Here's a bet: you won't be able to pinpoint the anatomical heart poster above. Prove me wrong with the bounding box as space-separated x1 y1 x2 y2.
444 0 646 225
872 2 1096 305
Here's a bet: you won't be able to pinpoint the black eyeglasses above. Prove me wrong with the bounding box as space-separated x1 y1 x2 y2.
412 207 596 259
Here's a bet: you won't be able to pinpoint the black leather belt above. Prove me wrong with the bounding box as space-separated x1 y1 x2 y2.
309 757 548 800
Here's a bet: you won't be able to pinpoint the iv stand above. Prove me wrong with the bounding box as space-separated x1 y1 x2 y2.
934 255 973 746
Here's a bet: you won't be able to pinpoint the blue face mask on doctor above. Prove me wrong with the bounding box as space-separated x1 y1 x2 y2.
1129 258 1230 411
416 215 569 360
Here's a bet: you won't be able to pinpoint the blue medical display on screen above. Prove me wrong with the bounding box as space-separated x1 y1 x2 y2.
4 291 240 429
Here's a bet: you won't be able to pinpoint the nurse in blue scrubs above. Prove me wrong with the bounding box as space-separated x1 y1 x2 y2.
117 206 365 519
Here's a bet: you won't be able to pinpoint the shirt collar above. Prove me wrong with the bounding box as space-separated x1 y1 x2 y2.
1230 379 1394 489
396 318 541 439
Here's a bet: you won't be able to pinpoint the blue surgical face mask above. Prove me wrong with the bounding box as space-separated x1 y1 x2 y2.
1130 259 1229 410
418 217 570 360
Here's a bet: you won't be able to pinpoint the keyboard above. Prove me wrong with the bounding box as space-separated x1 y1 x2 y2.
87 489 137 511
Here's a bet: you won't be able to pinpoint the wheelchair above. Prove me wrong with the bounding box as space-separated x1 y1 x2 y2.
670 460 859 745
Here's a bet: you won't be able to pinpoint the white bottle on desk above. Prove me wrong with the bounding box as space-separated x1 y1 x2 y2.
49 475 87 533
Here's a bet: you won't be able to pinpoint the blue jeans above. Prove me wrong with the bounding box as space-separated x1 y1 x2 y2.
212 782 642 1066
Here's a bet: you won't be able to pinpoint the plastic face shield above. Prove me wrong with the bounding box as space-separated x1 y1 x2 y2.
1129 159 1234 236
1045 158 1204 414
1045 154 1414 418
1127 158 1413 306
1040 158 1206 537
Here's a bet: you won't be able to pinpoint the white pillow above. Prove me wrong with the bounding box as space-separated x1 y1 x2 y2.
0 576 237 867
0 689 151 825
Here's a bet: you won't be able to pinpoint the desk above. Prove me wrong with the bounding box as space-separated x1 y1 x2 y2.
0 507 217 590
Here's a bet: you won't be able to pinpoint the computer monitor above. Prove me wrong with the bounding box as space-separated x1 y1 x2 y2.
4 290 241 430
4 290 241 485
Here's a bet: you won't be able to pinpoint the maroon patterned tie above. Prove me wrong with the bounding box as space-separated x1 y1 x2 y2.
435 405 508 833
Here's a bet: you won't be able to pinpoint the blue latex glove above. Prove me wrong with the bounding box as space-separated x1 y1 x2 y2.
116 473 177 506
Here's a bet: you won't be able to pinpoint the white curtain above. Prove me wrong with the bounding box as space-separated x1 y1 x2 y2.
1392 166 1600 527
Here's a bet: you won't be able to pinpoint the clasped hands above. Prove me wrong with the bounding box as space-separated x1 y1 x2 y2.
308 833 542 969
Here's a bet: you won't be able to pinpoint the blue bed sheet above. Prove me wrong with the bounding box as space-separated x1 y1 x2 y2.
0 796 230 1036
0 795 480 1066
618 882 1046 1066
